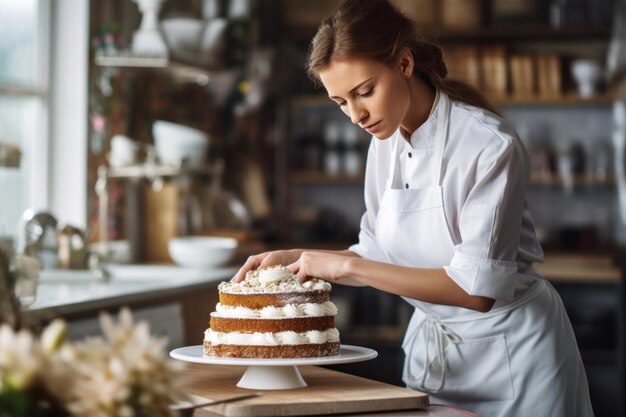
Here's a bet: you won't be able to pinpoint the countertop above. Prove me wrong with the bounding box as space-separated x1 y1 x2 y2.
536 253 621 284
27 264 238 316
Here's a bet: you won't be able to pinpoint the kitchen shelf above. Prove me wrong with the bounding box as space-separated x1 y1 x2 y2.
291 93 614 108
537 254 621 284
95 51 238 86
288 24 611 44
530 173 615 187
95 51 169 68
105 163 214 180
291 171 364 185
341 325 406 347
428 26 611 43
495 93 614 107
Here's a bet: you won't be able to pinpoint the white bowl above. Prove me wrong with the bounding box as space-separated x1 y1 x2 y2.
199 18 228 62
109 135 139 167
168 236 238 268
571 59 604 98
152 120 209 167
161 18 205 59
161 17 228 66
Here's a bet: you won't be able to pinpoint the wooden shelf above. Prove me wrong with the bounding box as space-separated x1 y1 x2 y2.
341 325 405 346
94 51 239 86
530 173 614 187
292 93 614 108
95 51 169 68
537 253 621 284
428 26 611 43
105 165 214 179
291 171 364 185
288 25 611 44
495 93 614 107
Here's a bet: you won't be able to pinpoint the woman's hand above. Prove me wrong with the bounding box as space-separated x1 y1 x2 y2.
286 251 352 283
232 249 304 282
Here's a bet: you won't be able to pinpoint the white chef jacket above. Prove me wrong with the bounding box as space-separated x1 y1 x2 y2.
350 96 545 316
348 92 594 416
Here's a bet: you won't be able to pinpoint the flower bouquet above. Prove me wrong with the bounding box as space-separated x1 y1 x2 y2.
0 310 184 417
0 245 185 417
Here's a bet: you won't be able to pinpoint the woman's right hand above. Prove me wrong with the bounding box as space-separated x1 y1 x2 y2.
232 249 304 282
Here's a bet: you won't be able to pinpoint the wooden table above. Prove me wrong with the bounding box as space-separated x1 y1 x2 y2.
195 407 478 417
195 408 477 416
179 363 480 417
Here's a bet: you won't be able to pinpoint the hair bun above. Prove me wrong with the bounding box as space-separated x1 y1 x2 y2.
412 41 447 79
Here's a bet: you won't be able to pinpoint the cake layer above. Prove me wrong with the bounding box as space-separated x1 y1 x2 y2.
218 267 331 294
215 301 337 318
203 340 341 358
205 328 340 345
210 315 335 333
219 291 329 309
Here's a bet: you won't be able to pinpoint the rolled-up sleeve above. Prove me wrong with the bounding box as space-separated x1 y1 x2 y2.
349 139 388 262
443 135 527 303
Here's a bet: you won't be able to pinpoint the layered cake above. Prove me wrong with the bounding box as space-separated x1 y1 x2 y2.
203 265 341 358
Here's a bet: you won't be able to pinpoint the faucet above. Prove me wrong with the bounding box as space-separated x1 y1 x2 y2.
21 209 59 269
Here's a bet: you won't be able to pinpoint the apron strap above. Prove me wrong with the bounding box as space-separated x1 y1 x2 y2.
405 314 461 393
432 92 451 187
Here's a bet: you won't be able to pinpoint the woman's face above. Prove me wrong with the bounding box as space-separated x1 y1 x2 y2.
318 57 411 140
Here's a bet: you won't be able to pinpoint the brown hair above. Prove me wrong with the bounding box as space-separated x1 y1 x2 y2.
306 0 500 116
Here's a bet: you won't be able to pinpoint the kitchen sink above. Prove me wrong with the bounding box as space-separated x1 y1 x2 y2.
39 264 221 284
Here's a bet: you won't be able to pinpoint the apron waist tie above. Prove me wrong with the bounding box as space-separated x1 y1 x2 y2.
404 280 547 393
405 314 461 393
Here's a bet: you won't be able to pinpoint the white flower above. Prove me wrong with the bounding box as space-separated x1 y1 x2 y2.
41 319 67 354
42 308 181 417
0 324 42 390
1 308 182 417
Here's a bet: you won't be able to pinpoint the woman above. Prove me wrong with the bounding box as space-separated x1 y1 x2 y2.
233 0 594 415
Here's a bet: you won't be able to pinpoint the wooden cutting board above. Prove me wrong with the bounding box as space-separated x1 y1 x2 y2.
179 363 429 417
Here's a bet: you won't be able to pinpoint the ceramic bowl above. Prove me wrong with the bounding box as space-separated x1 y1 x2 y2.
168 236 238 268
160 18 205 59
109 135 138 167
161 17 228 66
571 59 604 98
152 120 209 167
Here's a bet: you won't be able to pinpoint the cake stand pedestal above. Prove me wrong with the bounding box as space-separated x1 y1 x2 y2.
170 345 378 390
237 365 306 389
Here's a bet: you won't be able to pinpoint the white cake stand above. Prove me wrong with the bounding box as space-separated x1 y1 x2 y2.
170 344 377 390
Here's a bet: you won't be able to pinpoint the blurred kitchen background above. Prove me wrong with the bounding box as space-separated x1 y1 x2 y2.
1 0 626 415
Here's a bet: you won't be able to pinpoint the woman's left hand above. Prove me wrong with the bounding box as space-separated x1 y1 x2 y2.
286 251 350 283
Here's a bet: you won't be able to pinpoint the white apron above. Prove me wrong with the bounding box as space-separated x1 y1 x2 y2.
374 93 594 417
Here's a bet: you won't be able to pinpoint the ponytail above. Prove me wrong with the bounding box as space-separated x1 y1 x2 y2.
410 41 501 116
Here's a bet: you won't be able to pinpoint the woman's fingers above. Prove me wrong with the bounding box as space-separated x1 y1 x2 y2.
258 253 281 269
287 255 310 283
232 255 262 282
286 259 299 275
232 250 305 283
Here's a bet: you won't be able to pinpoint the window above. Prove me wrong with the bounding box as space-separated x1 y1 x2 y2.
0 0 50 245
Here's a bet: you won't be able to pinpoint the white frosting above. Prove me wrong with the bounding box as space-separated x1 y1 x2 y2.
215 302 337 318
258 265 291 284
204 328 340 346
219 265 331 294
